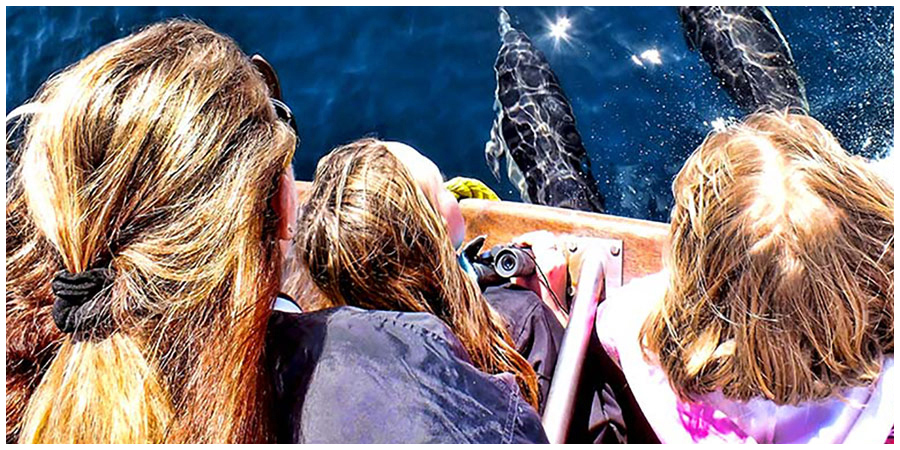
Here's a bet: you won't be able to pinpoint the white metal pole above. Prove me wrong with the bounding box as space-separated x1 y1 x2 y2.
540 249 606 444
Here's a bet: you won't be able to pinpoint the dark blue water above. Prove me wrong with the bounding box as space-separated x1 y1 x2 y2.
6 6 894 221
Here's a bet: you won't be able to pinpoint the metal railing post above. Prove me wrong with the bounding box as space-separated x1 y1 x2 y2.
540 248 606 444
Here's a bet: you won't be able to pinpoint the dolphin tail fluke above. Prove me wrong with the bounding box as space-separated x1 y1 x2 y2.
498 7 513 37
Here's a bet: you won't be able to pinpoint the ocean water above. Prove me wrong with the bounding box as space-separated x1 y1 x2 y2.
6 6 894 221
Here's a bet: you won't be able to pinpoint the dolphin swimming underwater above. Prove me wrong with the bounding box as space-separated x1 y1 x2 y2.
679 6 809 113
485 7 605 213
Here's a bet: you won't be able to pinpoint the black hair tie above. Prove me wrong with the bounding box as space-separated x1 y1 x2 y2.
51 268 114 336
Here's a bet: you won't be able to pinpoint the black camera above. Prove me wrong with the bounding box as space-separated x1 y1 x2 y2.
492 247 536 278
468 242 536 289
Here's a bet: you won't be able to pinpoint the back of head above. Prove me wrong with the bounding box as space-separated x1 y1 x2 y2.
297 138 539 408
300 139 448 312
641 111 894 405
10 20 295 442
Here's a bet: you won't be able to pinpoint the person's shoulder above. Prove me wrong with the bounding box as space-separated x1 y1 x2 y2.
597 271 669 334
266 306 548 444
840 354 895 444
611 270 669 299
268 306 469 361
595 270 668 367
484 283 564 343
484 284 544 321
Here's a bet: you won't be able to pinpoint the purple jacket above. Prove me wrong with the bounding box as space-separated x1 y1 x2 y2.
266 306 549 444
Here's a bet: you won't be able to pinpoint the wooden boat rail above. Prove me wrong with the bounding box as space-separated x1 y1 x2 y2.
297 181 670 283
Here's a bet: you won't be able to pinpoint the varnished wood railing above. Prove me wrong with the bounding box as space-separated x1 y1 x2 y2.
296 181 668 283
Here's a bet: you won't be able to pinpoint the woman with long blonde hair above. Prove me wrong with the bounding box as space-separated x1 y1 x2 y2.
8 21 549 444
6 20 299 443
594 111 894 443
297 138 541 409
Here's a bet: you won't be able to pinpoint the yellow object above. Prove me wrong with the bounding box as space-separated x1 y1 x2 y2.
444 177 500 201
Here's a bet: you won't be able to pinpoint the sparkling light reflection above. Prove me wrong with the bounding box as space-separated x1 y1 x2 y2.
640 49 662 65
705 116 738 132
710 117 728 132
548 16 572 43
631 48 663 67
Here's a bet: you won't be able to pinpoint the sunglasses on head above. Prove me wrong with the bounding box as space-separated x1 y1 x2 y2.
251 54 299 141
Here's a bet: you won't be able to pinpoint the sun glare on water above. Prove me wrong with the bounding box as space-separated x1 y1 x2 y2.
548 16 572 43
640 49 662 65
632 48 663 67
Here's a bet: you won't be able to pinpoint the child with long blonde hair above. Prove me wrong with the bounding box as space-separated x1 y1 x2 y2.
596 111 894 443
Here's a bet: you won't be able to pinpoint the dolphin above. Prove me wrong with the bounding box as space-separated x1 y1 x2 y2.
679 6 809 113
485 7 605 213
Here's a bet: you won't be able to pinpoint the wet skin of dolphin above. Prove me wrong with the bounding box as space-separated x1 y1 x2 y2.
486 8 606 214
484 7 808 216
679 6 810 114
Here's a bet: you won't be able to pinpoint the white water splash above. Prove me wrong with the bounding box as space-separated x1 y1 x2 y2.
703 116 738 132
868 148 895 187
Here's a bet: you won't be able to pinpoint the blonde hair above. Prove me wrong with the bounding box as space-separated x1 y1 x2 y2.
9 20 295 442
297 139 541 408
641 111 894 405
